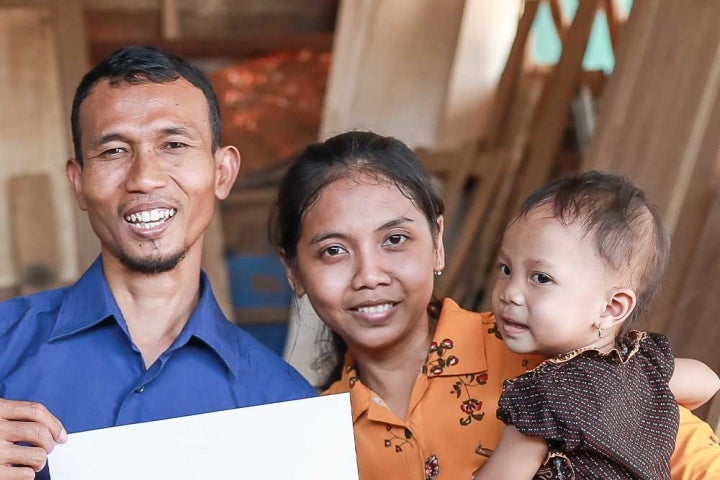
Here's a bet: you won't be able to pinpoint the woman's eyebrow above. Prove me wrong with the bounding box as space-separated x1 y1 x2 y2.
376 216 414 232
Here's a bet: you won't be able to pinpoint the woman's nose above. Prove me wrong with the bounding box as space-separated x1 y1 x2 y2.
351 249 391 290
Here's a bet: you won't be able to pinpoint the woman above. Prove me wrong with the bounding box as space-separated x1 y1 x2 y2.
269 131 720 480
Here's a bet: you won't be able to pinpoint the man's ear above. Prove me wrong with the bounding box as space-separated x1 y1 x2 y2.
600 288 636 329
279 249 305 297
214 145 241 200
65 158 88 211
433 216 446 273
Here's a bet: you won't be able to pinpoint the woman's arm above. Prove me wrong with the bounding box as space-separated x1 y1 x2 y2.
472 425 547 480
670 358 720 410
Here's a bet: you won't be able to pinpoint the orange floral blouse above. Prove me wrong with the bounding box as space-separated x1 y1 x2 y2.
323 298 720 480
324 298 542 480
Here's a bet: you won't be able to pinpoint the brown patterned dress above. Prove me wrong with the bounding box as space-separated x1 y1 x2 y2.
497 331 679 479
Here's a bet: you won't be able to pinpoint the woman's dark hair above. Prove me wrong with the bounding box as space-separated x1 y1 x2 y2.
269 131 445 388
70 45 222 165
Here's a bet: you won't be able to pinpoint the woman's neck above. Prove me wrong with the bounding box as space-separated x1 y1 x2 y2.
351 323 434 420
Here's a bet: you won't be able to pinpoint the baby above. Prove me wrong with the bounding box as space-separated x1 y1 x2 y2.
474 171 720 479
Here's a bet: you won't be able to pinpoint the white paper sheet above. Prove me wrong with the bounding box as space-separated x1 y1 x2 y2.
49 393 358 479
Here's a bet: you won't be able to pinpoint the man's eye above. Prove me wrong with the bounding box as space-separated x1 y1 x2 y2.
102 147 125 156
531 273 552 284
165 142 186 149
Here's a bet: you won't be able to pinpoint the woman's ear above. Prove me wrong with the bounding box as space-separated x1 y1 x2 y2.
599 287 636 329
433 216 446 273
279 250 305 297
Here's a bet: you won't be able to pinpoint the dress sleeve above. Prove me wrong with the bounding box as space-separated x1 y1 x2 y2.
640 332 675 383
496 361 603 453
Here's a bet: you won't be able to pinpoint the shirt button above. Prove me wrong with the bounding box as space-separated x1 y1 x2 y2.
135 385 145 394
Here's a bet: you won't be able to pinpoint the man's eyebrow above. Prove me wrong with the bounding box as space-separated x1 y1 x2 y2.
91 133 125 148
160 126 196 137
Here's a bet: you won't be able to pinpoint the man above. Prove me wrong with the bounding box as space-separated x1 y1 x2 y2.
0 46 316 479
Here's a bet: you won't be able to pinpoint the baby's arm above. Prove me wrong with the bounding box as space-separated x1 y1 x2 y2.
670 358 720 410
472 425 547 480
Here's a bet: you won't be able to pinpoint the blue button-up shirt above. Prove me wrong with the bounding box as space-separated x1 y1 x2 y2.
0 258 316 479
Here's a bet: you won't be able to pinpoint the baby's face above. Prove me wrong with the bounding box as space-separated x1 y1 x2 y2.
491 207 620 357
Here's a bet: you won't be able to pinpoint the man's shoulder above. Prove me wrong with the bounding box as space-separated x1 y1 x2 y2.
0 287 66 336
215 322 316 397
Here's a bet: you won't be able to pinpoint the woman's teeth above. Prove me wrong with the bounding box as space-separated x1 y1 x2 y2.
357 303 393 314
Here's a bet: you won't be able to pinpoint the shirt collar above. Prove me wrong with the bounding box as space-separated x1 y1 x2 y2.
50 256 241 377
424 298 489 377
325 298 491 422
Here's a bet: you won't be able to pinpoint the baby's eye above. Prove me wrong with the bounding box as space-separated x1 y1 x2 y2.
531 272 553 284
498 263 511 276
384 234 408 246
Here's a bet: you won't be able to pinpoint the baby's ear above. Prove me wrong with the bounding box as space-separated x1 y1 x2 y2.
600 288 636 328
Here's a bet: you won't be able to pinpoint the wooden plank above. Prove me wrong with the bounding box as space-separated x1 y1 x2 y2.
50 0 96 273
85 3 338 41
90 33 334 63
666 185 720 424
8 174 60 295
468 72 545 310
582 0 660 172
416 144 476 230
512 0 599 212
436 150 505 299
548 0 567 39
603 0 622 57
0 5 82 288
161 0 181 40
202 205 235 323
582 0 720 339
483 0 540 148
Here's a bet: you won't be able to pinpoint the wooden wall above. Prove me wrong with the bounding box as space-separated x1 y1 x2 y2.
582 0 720 423
0 0 92 294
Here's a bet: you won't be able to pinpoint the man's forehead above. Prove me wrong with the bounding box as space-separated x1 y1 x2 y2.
79 79 209 129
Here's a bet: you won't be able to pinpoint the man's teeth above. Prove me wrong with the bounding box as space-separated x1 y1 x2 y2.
357 303 393 314
125 208 176 228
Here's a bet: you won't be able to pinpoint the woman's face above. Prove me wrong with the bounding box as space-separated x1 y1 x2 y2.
287 174 445 356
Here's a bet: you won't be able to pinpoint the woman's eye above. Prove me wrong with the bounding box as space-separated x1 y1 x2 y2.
384 234 407 246
322 245 345 257
498 263 511 276
531 272 552 284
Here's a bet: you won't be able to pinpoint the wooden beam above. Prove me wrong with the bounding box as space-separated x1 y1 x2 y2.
8 174 60 295
483 0 540 148
90 33 334 62
160 0 181 40
512 0 599 211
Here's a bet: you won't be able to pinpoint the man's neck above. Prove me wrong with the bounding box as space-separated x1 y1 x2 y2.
102 253 203 368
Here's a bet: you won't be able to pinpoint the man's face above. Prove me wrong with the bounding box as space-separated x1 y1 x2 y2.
66 78 239 274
